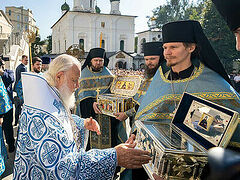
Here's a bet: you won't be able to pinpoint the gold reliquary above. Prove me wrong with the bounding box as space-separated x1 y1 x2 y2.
135 93 239 180
97 75 142 117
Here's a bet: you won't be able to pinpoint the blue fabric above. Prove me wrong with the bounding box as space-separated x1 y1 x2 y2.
13 72 117 179
72 114 87 149
0 77 12 115
13 105 117 179
75 66 114 116
0 126 7 176
15 79 23 103
2 69 14 102
135 62 240 147
133 78 152 105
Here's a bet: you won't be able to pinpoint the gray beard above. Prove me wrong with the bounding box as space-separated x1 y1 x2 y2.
58 83 76 110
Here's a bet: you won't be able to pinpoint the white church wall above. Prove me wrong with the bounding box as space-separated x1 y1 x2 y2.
52 10 135 54
137 30 162 54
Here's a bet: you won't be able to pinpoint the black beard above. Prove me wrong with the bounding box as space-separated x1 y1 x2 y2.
91 66 102 72
34 69 41 73
144 65 159 79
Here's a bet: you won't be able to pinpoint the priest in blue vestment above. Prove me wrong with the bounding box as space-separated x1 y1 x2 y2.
114 42 164 125
75 48 127 150
13 54 151 179
134 20 240 180
134 20 240 150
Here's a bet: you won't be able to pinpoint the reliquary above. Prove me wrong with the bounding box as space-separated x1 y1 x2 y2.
97 75 142 117
135 93 239 180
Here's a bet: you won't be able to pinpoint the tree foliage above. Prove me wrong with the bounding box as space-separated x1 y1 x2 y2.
150 0 204 29
46 35 52 54
31 32 46 57
150 0 240 73
201 0 240 72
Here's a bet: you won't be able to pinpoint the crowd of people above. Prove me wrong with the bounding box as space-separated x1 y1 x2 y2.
111 69 144 77
0 0 239 179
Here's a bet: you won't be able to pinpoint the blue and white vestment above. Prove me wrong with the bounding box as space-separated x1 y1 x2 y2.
13 73 117 179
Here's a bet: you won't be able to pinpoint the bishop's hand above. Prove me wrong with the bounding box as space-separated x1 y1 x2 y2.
84 117 101 135
115 142 151 169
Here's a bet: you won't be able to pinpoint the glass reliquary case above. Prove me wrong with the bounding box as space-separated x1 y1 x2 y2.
97 75 142 117
135 93 239 180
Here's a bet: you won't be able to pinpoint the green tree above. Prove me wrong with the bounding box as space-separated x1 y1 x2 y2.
134 36 138 53
31 33 46 57
202 0 240 73
150 0 204 29
46 35 52 54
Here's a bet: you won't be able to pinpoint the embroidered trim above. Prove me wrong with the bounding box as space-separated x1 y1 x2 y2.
160 62 204 83
135 92 238 120
80 75 114 81
140 113 172 121
77 85 110 96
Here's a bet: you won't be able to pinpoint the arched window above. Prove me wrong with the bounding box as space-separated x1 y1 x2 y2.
102 40 105 49
90 0 92 8
79 39 84 50
120 40 124 51
141 38 146 53
58 40 60 53
65 40 67 51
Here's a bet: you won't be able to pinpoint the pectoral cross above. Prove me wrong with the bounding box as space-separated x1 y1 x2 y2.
96 88 100 98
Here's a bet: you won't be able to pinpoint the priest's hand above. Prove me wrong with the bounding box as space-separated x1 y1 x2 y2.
84 117 101 135
115 142 151 169
0 118 3 125
93 102 102 114
125 134 135 144
152 173 163 180
114 112 128 121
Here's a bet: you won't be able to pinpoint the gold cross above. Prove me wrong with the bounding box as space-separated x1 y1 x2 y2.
96 88 100 97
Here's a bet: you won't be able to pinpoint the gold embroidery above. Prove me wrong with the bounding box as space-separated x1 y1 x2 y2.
160 62 204 83
135 92 238 120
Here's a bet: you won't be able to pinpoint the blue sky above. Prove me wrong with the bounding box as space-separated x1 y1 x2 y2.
0 0 164 40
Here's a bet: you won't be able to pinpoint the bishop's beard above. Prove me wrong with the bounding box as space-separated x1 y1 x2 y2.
58 81 76 110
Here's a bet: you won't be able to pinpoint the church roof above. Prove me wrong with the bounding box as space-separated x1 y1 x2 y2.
107 50 134 58
51 11 137 29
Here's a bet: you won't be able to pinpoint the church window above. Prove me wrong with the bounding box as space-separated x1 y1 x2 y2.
101 22 105 28
158 34 161 38
79 39 84 50
65 40 67 51
59 40 60 53
0 26 2 34
17 15 20 21
90 0 92 8
25 16 28 22
9 10 11 16
102 40 105 48
17 23 20 30
54 42 56 52
25 25 28 31
141 38 146 53
120 40 124 51
152 37 156 41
